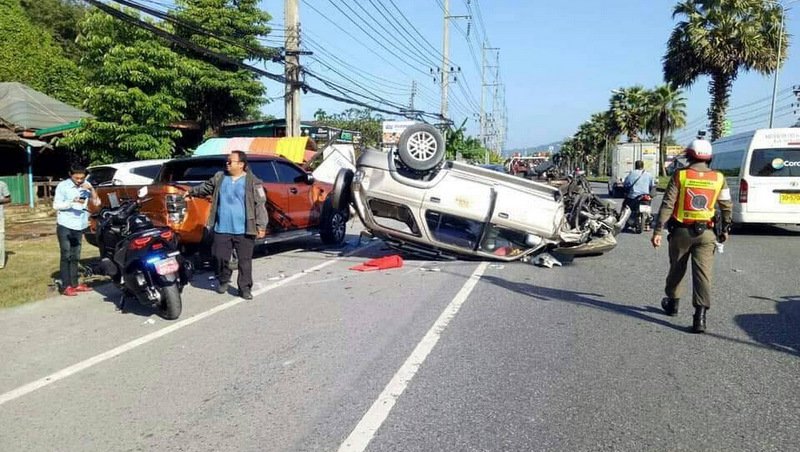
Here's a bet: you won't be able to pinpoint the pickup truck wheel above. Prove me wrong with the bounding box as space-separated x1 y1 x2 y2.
331 168 354 211
397 123 445 172
320 202 347 245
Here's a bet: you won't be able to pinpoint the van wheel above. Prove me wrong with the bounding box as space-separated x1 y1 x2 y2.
397 123 445 172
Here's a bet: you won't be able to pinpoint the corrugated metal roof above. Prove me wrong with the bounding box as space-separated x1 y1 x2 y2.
0 82 91 131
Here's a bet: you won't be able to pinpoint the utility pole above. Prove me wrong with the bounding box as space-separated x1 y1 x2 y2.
441 0 450 122
285 0 301 137
409 80 417 112
482 46 499 162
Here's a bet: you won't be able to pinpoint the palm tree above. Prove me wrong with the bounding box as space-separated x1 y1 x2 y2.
609 86 650 142
646 85 687 176
663 0 786 140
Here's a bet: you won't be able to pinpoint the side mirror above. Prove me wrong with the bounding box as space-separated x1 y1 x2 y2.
304 173 315 185
137 186 148 199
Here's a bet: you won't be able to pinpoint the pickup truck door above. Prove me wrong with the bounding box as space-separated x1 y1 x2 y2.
273 160 315 229
250 161 293 232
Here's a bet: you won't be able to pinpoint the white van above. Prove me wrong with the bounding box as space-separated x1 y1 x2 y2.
711 128 800 225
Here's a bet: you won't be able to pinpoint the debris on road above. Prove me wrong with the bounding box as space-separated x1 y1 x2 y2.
142 318 156 325
349 255 404 272
533 253 563 268
419 267 442 272
488 264 505 270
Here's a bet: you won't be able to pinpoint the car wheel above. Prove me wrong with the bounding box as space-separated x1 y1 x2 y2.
320 200 347 245
397 123 445 172
331 168 354 211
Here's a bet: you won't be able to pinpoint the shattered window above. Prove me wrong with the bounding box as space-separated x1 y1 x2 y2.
425 211 484 249
479 225 529 258
368 199 420 236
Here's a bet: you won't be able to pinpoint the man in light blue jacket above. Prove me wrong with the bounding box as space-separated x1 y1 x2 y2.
53 165 100 296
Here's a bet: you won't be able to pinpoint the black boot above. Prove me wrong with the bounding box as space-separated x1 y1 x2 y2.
661 297 680 316
692 307 707 334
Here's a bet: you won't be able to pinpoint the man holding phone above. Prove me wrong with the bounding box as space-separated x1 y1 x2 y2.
53 164 100 296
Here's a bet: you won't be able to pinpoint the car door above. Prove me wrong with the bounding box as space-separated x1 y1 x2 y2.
273 160 314 229
250 161 293 232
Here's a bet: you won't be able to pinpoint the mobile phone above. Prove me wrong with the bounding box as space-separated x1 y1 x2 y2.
79 190 89 200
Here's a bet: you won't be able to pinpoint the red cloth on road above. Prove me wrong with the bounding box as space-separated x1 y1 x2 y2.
349 255 404 272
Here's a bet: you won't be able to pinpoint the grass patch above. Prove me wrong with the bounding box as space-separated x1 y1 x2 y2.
0 236 101 308
587 176 609 183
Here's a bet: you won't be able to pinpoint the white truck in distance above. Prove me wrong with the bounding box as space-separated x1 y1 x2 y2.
607 142 660 197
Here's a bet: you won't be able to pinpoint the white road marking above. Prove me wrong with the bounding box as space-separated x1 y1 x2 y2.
337 262 489 452
0 244 376 407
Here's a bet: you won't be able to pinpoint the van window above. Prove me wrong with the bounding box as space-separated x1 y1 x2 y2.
749 148 800 177
710 149 744 177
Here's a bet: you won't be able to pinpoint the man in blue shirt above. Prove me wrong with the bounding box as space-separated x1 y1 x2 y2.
186 151 268 300
622 160 655 228
53 165 101 296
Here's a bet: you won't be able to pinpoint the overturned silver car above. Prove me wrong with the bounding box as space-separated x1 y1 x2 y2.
332 124 629 261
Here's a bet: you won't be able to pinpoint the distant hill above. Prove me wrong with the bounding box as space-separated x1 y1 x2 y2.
503 140 563 157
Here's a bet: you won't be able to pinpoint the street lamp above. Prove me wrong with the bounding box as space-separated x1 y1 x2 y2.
768 0 799 128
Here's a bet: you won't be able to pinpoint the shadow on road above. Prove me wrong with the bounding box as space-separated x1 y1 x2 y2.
482 275 800 358
734 295 800 358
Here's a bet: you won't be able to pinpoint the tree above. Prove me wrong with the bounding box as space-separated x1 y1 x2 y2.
664 0 786 140
445 120 488 162
0 0 84 106
172 0 274 134
19 0 87 61
609 86 651 142
60 10 191 164
646 84 687 176
314 108 384 148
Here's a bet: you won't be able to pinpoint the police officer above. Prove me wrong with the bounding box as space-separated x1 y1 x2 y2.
650 139 733 333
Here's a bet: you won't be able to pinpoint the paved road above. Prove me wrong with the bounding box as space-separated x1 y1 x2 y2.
1 189 798 451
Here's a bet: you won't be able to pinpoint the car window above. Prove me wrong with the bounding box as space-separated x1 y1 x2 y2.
425 211 484 249
130 164 162 180
87 167 116 186
250 161 278 183
273 161 305 184
368 199 420 236
749 148 800 177
161 161 223 183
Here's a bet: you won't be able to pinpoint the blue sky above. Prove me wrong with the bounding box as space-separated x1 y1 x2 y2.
257 0 800 150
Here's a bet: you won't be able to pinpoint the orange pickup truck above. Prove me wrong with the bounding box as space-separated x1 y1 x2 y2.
87 155 348 254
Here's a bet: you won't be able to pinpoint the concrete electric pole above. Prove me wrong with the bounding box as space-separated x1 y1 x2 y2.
440 0 450 122
285 0 301 137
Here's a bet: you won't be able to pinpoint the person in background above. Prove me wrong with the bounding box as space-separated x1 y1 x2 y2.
185 151 268 300
53 165 101 296
650 140 733 333
622 160 655 230
0 180 10 269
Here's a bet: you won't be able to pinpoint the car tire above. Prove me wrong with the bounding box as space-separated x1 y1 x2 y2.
331 168 354 211
320 200 347 245
397 123 445 172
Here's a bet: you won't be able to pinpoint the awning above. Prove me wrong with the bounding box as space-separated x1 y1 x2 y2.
0 82 91 131
192 136 316 163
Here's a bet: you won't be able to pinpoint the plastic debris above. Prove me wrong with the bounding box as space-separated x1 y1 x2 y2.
419 267 442 272
349 254 404 272
267 273 287 281
533 253 563 268
143 318 156 325
488 264 505 270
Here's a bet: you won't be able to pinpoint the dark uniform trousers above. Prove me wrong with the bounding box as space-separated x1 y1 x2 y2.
213 233 255 291
666 227 715 309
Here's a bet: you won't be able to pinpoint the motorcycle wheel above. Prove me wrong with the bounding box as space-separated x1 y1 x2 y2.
635 214 644 234
158 285 182 320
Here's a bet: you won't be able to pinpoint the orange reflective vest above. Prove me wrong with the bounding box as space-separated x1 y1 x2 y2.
671 169 725 224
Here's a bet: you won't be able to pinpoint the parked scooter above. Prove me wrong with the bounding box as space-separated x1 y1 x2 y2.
93 187 192 320
625 194 653 234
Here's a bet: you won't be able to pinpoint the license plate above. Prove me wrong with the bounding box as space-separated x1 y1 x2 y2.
779 193 800 204
639 205 652 214
153 257 179 275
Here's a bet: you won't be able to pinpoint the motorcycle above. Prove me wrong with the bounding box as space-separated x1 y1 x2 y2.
625 194 653 234
93 187 192 320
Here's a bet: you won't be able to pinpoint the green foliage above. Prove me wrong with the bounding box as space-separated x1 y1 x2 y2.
60 10 190 164
445 119 489 162
0 0 84 106
19 0 87 61
646 85 687 176
314 108 384 148
610 86 650 143
664 0 786 139
172 0 273 133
